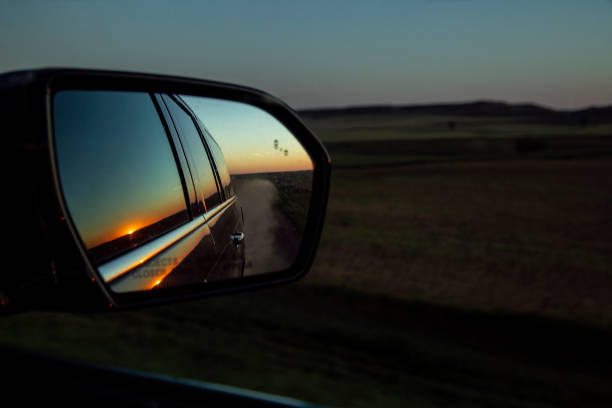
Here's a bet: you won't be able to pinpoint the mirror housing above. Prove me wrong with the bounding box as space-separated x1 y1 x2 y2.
0 68 330 311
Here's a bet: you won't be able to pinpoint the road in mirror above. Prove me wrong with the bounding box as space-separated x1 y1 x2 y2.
181 96 314 276
53 90 313 294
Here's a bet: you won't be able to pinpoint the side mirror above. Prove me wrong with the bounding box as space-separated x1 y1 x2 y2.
0 69 330 310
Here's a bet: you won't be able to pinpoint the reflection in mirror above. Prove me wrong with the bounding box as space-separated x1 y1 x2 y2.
53 90 313 295
182 96 314 276
53 91 191 265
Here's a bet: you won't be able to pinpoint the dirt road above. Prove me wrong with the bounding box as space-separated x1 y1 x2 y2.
233 177 300 276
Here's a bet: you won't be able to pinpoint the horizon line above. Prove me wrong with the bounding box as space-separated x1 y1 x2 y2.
295 99 612 114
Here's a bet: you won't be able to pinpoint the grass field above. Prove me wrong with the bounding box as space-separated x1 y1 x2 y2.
306 113 612 142
311 160 612 326
1 109 612 407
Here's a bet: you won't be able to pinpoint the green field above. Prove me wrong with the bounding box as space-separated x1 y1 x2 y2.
1 110 612 407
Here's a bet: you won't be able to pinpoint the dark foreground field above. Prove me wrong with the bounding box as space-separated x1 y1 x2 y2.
1 105 611 407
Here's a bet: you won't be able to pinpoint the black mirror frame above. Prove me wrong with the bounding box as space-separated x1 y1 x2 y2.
0 68 330 311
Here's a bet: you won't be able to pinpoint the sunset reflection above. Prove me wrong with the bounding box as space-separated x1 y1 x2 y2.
109 221 213 293
55 90 314 292
53 90 191 264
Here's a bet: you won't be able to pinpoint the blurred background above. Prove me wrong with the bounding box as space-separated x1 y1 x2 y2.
1 1 612 407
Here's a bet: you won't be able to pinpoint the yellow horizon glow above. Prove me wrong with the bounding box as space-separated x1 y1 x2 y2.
227 151 313 175
83 200 184 249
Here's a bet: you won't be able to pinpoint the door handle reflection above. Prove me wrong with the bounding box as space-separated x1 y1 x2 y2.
231 232 245 246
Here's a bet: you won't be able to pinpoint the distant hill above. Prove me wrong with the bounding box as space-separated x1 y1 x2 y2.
299 101 612 124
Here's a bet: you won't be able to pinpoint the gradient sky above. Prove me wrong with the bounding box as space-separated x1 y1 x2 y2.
183 96 313 175
1 1 611 109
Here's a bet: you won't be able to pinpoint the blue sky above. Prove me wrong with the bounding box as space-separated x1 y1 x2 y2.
1 1 611 109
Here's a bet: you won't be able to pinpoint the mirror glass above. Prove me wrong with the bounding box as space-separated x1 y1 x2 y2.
52 90 313 294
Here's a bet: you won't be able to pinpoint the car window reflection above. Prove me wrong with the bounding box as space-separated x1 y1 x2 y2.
162 95 222 213
53 90 189 265
201 126 234 199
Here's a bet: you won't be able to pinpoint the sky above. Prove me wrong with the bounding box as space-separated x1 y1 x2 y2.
183 96 313 175
1 1 611 110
